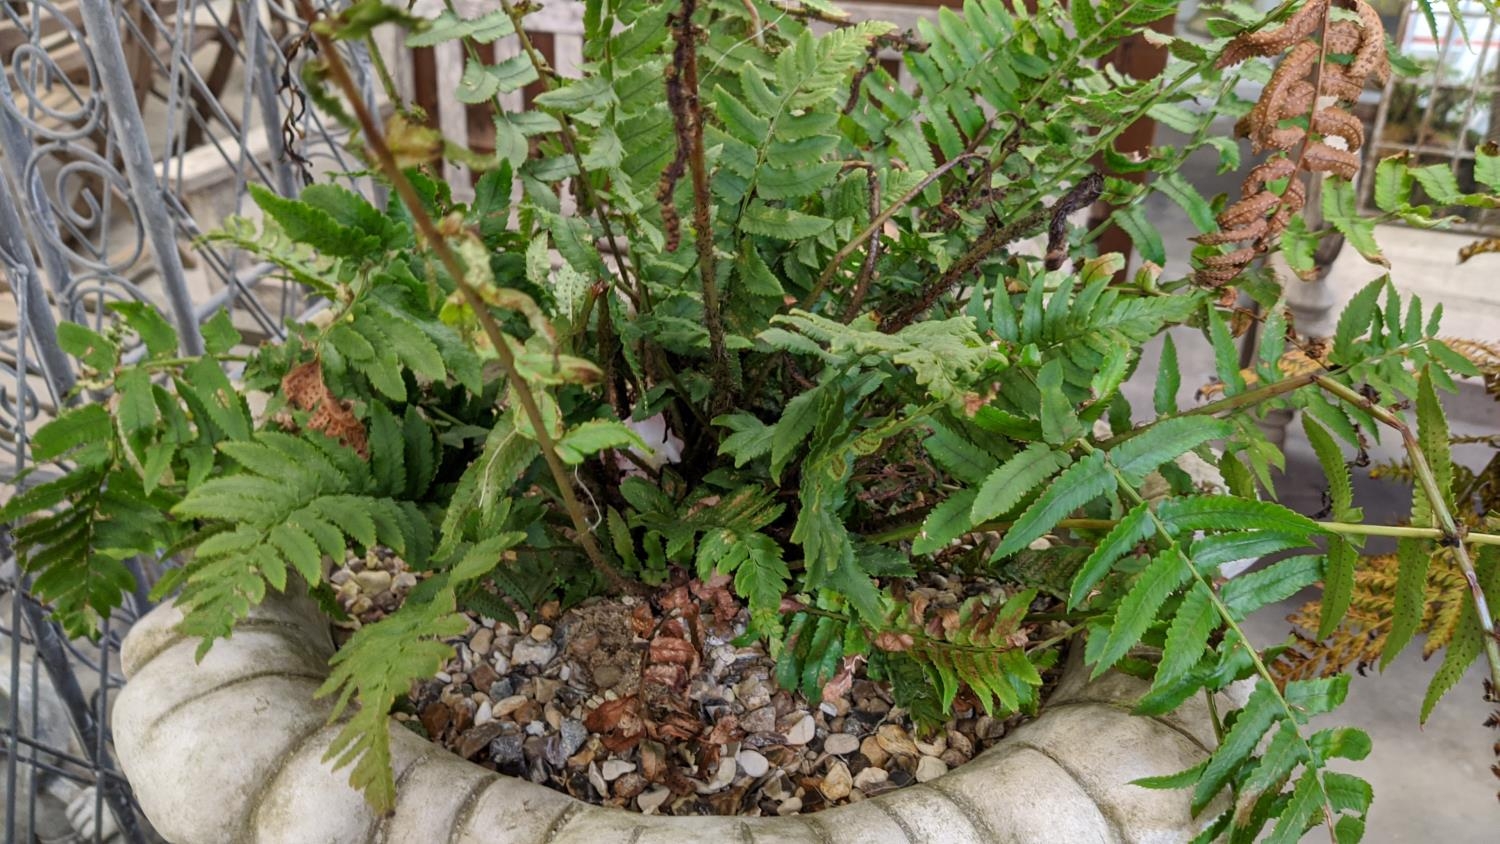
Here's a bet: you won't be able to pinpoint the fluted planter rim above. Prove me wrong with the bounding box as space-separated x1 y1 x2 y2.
113 590 1224 844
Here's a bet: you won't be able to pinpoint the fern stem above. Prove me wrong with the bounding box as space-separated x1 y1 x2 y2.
868 510 1500 549
1318 522 1500 546
1089 443 1341 838
881 206 1048 332
363 33 404 115
804 153 982 311
1204 689 1225 745
1313 374 1500 698
842 162 882 323
864 516 1118 545
296 0 637 597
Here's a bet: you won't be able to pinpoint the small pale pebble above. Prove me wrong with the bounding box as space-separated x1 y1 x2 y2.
820 761 852 801
524 721 545 736
559 664 572 681
470 692 489 706
470 628 494 656
860 736 890 768
876 724 918 758
941 748 969 768
852 766 889 790
353 569 392 593
783 714 815 746
434 671 453 684
600 759 636 781
511 639 556 667
493 695 528 719
946 730 973 757
740 706 776 734
544 705 563 732
915 755 948 783
637 786 671 815
492 654 511 674
696 758 736 793
776 797 803 816
534 678 562 705
824 733 859 756
916 735 947 756
473 701 493 725
392 571 417 591
530 624 553 642
737 749 770 778
481 616 496 628
588 763 608 797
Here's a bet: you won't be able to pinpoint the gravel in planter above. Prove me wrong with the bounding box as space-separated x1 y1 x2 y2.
330 551 1060 817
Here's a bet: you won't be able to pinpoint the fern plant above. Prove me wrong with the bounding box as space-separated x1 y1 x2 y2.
5 0 1500 839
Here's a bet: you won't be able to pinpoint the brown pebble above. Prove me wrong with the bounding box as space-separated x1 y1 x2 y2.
941 748 969 768
493 695 527 719
860 736 890 768
471 664 498 691
946 729 973 757
875 724 918 759
614 772 648 800
820 761 852 801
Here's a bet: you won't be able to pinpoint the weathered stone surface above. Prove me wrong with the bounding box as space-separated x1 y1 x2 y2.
931 744 1113 844
115 591 1224 844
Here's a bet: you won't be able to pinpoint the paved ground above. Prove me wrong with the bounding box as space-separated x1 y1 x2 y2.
1116 127 1500 840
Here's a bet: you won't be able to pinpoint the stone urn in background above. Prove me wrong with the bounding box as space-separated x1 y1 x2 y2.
112 589 1225 844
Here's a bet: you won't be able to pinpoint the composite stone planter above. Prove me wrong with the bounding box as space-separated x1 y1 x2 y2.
115 591 1225 844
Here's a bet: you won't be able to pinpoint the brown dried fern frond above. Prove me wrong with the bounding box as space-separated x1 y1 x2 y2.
1273 550 1472 683
1441 338 1500 372
1193 0 1387 289
1459 238 1500 264
1216 0 1330 69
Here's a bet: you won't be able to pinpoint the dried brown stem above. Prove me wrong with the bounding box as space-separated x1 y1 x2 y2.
842 164 883 322
663 0 736 412
296 0 637 596
880 206 1047 333
804 153 981 309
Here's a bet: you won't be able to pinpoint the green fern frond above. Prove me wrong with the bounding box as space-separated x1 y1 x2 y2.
317 589 467 812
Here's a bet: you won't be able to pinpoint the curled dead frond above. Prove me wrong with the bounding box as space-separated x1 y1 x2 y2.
1195 218 1270 246
1215 0 1329 68
1194 0 1386 290
1311 109 1365 151
1303 141 1361 178
1459 238 1500 264
1325 19 1362 54
1348 0 1391 83
1219 192 1282 228
1242 157 1298 195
